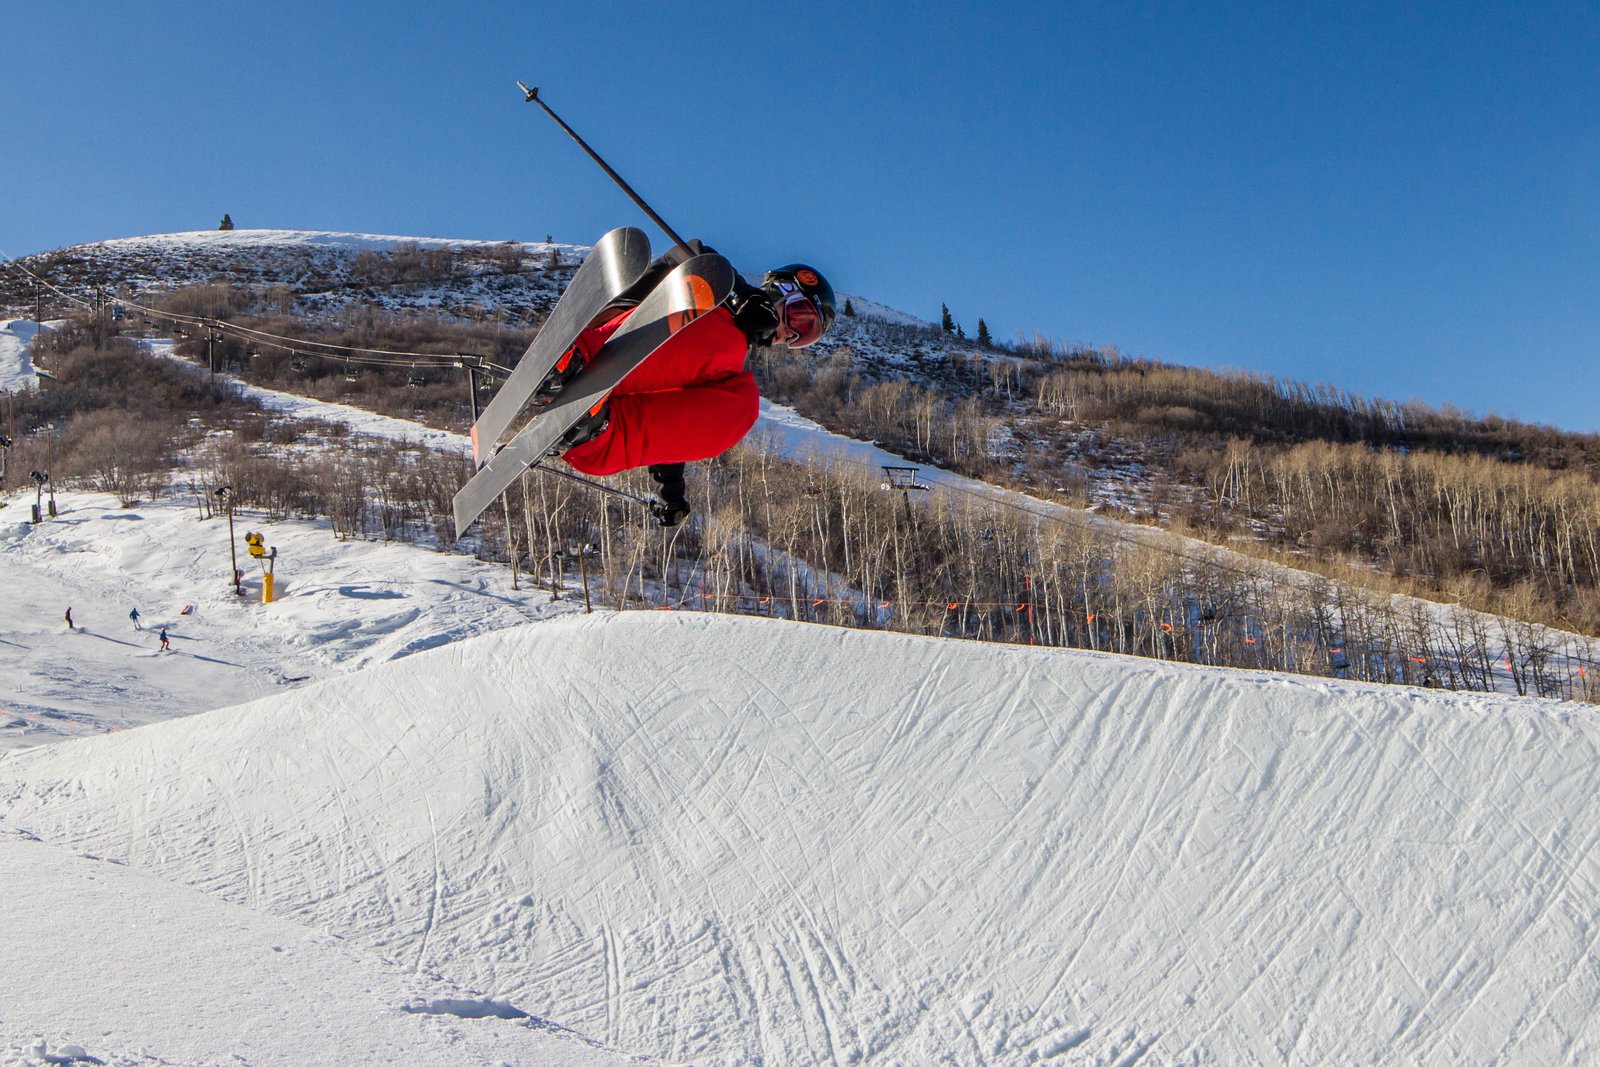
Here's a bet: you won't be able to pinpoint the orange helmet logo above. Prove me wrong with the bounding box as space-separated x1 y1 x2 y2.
795 268 820 287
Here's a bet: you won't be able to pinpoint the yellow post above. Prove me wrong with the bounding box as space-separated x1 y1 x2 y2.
262 572 275 604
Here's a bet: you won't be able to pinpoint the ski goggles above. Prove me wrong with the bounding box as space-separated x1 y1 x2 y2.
772 281 826 348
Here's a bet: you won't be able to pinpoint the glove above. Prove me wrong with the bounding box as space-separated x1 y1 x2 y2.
648 463 691 528
730 288 780 345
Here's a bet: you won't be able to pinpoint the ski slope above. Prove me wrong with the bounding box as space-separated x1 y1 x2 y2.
5 611 1599 1064
0 490 584 751
0 319 41 392
0 831 647 1067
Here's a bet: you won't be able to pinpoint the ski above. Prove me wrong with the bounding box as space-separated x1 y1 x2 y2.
452 252 735 535
470 226 651 466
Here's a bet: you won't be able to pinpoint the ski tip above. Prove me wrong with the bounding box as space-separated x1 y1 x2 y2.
453 490 487 539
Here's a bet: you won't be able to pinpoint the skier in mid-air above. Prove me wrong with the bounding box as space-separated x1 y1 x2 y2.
541 244 835 526
452 85 839 535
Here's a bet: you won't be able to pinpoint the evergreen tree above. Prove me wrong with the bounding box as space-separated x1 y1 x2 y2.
977 318 992 346
843 297 856 318
940 303 954 332
956 323 965 340
218 213 234 231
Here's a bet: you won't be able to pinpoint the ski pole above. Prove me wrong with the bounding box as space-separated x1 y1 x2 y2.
530 460 655 508
517 81 689 252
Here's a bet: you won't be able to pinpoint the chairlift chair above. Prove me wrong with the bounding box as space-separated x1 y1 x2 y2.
881 466 931 492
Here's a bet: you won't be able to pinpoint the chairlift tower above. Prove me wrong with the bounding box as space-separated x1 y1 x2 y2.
453 355 509 424
880 465 930 520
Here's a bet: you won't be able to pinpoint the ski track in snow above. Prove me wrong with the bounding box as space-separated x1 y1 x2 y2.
0 829 649 1066
5 613 1600 1064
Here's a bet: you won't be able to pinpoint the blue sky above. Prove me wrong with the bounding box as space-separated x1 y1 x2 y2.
4 2 1597 431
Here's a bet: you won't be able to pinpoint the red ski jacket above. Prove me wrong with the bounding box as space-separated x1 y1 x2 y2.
560 305 759 477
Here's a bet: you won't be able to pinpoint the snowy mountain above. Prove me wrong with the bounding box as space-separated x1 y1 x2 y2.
3 229 586 324
2 229 907 340
1 228 935 366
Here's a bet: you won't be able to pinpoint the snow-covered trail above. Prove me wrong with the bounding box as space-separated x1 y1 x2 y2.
0 318 41 392
6 611 1599 1064
0 491 575 751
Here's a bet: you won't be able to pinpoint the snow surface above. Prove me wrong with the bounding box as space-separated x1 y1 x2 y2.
0 831 649 1066
0 490 582 751
6 611 1600 1065
0 319 41 393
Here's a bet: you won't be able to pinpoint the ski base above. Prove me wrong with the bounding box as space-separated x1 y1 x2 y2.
470 227 651 466
452 253 735 536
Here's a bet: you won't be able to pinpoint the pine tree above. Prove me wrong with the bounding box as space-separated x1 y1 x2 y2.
956 323 965 340
218 213 235 231
940 303 954 332
977 318 992 346
843 297 856 318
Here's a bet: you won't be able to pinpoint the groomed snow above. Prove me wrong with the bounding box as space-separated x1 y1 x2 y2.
5 611 1599 1064
0 319 42 393
0 831 649 1067
0 490 584 751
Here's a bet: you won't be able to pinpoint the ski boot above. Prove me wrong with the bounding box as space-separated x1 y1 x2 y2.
648 463 691 527
546 401 610 457
532 340 589 405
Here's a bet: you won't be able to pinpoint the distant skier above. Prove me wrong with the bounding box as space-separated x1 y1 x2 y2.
129 607 141 631
64 607 73 630
544 244 835 526
158 626 170 652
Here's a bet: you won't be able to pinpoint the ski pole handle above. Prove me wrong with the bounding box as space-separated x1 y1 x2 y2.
518 81 690 252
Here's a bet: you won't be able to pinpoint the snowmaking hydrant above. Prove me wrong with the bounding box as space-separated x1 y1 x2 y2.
245 531 279 604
